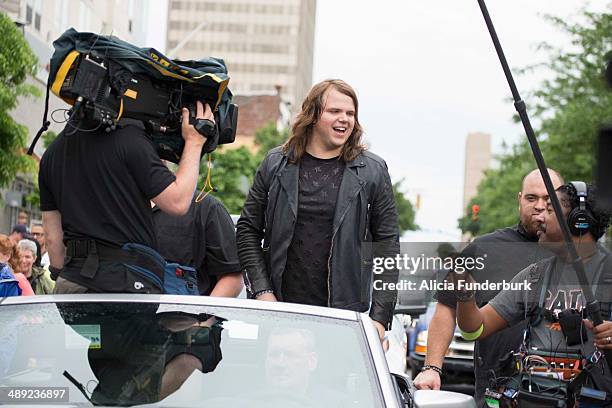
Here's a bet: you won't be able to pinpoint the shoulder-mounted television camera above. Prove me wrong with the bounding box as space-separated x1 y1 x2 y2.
29 29 238 163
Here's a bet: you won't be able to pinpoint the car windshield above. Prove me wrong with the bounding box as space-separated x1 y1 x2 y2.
0 301 383 407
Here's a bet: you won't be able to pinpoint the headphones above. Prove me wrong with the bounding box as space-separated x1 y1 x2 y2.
567 181 595 236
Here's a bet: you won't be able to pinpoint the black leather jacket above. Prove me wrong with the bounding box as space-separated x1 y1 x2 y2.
236 147 399 327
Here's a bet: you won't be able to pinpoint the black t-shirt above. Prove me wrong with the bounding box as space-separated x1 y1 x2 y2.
39 121 175 249
282 153 344 306
153 194 240 295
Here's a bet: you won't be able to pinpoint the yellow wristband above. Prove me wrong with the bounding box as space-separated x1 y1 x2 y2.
458 322 484 341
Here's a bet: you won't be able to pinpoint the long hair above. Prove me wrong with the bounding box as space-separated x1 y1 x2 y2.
283 79 365 163
0 234 18 271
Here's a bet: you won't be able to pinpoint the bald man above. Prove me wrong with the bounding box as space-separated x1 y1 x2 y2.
414 168 564 407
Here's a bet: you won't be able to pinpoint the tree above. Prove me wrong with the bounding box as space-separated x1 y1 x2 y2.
254 122 289 161
200 147 258 214
43 130 58 148
0 13 39 190
459 7 612 235
393 179 418 233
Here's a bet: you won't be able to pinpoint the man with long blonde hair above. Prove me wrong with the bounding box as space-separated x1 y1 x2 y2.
237 79 399 341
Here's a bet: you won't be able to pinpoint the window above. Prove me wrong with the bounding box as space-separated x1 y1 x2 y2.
26 5 33 24
230 63 290 74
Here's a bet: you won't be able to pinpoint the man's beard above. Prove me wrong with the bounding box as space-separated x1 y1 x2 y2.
522 218 540 238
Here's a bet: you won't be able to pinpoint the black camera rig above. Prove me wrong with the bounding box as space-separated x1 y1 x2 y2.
29 29 238 163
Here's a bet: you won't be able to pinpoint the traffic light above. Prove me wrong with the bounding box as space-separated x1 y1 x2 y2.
471 204 480 221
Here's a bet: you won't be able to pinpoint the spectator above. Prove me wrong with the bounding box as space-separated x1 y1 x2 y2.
15 239 54 295
30 223 49 267
8 225 27 245
0 235 33 296
17 211 29 228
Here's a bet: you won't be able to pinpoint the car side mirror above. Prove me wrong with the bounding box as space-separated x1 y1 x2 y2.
412 389 476 408
391 373 412 407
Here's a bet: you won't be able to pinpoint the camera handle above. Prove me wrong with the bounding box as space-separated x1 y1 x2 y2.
191 118 219 154
476 0 612 372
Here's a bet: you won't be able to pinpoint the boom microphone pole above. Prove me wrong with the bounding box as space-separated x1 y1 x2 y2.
476 0 612 371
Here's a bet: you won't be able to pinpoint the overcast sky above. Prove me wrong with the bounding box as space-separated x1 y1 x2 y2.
148 1 609 237
313 1 610 237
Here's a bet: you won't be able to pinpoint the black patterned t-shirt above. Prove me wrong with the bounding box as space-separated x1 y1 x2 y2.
282 153 344 306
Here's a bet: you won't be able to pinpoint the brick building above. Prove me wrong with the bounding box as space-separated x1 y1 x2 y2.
229 86 291 152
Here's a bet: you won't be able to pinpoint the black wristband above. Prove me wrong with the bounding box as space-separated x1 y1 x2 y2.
253 289 274 299
421 364 443 376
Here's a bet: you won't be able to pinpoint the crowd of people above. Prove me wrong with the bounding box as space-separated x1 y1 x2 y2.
0 211 55 296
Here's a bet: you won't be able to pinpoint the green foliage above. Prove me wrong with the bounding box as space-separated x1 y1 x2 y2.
254 122 289 160
202 147 258 214
392 180 418 234
43 130 58 148
25 189 40 208
459 7 612 235
0 13 39 189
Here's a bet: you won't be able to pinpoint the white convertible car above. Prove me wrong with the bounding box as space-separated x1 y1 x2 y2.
0 295 475 407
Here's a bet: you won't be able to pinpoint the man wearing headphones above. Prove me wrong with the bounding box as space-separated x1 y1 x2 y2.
455 182 612 400
415 168 563 405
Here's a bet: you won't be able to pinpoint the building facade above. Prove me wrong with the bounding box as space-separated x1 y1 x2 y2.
166 0 316 115
462 132 491 213
229 87 291 152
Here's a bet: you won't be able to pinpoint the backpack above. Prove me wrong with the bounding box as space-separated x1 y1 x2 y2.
121 243 199 296
0 264 22 297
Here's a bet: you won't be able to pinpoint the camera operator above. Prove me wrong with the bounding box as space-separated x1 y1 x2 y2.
455 182 612 403
39 101 213 294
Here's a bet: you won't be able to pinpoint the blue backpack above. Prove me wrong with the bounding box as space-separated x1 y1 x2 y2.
121 243 199 296
0 264 22 297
